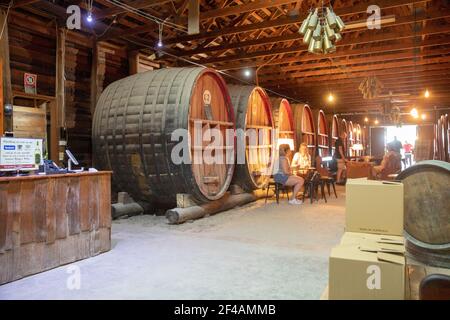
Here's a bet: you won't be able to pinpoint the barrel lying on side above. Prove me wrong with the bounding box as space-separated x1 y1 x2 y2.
398 160 450 268
92 67 235 207
228 85 275 191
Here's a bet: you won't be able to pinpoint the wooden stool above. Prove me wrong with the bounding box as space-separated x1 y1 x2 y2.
321 176 338 199
265 179 290 204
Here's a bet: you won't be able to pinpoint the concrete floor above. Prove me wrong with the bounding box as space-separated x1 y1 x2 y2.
0 187 346 300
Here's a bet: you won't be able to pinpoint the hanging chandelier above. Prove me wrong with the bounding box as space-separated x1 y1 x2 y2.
299 6 345 54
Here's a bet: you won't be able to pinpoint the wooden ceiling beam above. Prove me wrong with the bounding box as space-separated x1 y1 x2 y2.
199 0 297 21
94 0 173 20
257 47 450 75
12 0 40 8
217 36 450 71
162 0 430 45
259 63 450 87
258 56 450 81
179 8 448 57
199 23 450 65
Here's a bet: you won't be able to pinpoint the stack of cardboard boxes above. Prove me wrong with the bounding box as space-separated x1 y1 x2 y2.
329 179 407 300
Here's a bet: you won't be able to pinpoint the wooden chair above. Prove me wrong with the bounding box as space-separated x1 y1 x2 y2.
302 171 327 204
316 157 338 199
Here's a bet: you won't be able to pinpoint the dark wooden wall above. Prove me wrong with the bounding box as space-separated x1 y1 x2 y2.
7 11 130 167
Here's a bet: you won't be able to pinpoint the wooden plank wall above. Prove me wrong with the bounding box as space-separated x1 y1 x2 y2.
7 11 130 167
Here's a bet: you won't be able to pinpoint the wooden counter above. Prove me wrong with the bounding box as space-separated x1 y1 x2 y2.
0 171 112 285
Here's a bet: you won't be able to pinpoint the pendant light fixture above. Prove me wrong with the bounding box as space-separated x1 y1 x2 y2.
299 2 345 55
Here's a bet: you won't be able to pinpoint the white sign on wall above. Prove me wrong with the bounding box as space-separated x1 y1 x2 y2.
0 137 43 171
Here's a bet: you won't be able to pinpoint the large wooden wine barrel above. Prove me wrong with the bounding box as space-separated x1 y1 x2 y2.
314 110 330 157
92 67 235 207
228 85 275 191
293 104 316 158
398 160 450 268
340 119 349 156
271 97 295 149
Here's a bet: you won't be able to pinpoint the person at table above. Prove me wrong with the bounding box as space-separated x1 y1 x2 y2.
403 140 413 167
291 143 311 173
372 142 402 179
334 131 348 185
274 144 304 206
390 136 403 154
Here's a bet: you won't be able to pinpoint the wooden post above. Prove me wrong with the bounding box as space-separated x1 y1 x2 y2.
90 42 105 116
188 0 200 35
0 9 12 133
128 50 139 75
55 27 66 129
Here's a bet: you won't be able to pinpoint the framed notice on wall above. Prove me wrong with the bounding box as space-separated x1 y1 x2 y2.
0 137 43 171
24 73 37 94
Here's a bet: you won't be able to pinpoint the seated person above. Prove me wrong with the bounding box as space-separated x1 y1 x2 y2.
372 143 402 179
291 143 312 174
274 144 305 206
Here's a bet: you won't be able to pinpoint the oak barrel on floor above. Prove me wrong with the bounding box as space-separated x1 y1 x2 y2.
92 68 235 207
397 160 450 268
228 85 275 191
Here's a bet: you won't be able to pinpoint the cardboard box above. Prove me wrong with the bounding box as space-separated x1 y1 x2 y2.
340 232 405 246
346 179 403 236
329 233 406 300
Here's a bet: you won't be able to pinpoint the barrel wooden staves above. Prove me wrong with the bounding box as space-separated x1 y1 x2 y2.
271 97 296 149
340 118 349 156
397 160 450 268
436 116 445 161
354 123 363 156
328 114 340 155
314 109 330 157
92 67 236 207
228 85 274 191
443 114 449 162
446 114 450 162
293 104 316 158
347 121 355 157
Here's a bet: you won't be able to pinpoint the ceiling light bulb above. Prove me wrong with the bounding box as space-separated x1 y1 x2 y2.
86 12 93 23
157 40 163 48
328 93 334 102
421 113 427 120
410 108 419 119
364 117 369 122
424 90 430 98
243 69 251 78
374 119 379 125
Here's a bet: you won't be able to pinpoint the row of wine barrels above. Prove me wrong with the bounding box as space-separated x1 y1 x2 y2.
92 67 236 207
293 104 316 158
93 67 348 210
398 160 450 268
228 85 275 192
